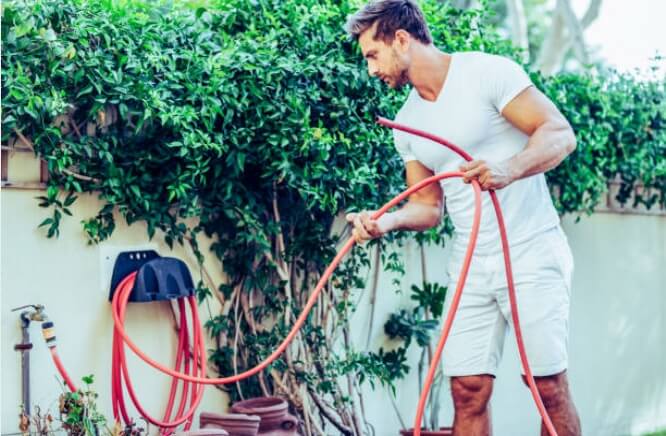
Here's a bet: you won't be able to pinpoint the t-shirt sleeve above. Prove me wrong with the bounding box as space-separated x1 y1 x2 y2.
393 128 417 163
486 55 534 113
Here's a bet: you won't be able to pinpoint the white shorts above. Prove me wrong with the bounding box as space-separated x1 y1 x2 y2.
442 225 574 377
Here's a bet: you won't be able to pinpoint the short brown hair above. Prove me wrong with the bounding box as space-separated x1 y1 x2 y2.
345 0 432 45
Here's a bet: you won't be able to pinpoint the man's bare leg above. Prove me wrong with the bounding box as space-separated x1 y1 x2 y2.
522 370 581 436
451 375 494 436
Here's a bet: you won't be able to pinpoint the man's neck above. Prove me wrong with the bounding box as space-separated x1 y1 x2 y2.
408 45 451 102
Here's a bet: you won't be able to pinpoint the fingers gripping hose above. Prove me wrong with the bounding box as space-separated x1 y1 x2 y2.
48 117 558 436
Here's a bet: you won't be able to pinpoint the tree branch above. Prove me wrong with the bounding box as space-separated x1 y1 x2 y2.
13 129 101 183
239 289 271 397
557 0 589 64
365 243 381 348
232 289 245 400
307 388 354 436
537 0 603 74
506 0 530 62
184 234 226 309
343 327 362 436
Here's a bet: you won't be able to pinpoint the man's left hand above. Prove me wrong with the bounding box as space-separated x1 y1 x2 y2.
459 159 517 191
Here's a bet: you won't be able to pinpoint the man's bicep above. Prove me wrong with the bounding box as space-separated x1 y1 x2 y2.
501 86 570 136
405 160 443 208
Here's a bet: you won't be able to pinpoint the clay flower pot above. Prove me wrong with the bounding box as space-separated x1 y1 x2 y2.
399 428 453 436
199 412 261 436
230 397 299 436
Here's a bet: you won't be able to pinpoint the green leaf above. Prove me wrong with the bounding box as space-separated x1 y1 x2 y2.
42 28 57 42
130 185 141 198
64 195 78 207
76 86 93 99
14 19 34 38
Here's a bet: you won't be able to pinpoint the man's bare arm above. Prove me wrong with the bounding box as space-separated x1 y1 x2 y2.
347 160 443 242
460 86 577 190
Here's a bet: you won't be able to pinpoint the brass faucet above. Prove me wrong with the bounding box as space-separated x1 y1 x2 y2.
11 304 49 322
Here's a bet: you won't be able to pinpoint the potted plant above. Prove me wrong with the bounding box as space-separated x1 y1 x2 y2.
58 375 107 436
382 244 452 436
58 375 146 436
17 374 146 436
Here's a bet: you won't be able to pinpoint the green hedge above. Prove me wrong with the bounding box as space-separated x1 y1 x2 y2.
535 71 665 213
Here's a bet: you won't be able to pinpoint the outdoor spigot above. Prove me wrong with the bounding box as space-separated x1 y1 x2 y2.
11 305 57 348
11 304 49 322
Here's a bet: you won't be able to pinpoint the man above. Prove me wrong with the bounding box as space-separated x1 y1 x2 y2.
344 1 581 435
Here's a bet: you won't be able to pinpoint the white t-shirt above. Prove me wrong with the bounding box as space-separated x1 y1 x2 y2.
393 51 560 253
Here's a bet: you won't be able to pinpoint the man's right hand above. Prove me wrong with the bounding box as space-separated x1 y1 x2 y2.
345 162 443 244
345 211 393 244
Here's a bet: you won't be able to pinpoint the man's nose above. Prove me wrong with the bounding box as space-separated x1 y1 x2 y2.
368 63 379 77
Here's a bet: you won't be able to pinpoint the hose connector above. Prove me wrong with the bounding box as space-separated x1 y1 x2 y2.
41 321 57 348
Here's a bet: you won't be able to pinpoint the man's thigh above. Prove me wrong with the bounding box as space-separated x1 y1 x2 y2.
442 256 508 377
494 226 574 376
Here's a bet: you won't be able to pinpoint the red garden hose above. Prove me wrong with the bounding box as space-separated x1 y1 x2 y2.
48 117 558 436
111 296 206 430
49 348 77 393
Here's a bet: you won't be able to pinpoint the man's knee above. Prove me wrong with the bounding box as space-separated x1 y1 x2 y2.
451 375 494 416
521 371 570 409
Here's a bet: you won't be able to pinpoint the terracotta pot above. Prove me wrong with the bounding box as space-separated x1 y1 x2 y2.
230 397 299 436
399 428 453 436
199 412 261 436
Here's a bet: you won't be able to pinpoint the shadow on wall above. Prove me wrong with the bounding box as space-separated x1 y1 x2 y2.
488 213 665 436
565 213 665 435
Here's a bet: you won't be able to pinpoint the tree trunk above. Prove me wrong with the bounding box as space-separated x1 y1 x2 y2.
506 0 530 63
536 0 603 75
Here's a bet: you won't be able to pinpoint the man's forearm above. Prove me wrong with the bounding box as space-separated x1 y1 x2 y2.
507 121 577 180
381 200 442 233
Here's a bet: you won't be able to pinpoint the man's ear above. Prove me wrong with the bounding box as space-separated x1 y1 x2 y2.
393 29 411 52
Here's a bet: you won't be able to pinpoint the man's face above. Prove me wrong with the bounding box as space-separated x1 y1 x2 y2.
358 26 410 89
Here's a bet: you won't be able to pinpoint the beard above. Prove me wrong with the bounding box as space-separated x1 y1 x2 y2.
385 53 410 89
383 68 409 89
392 67 409 89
